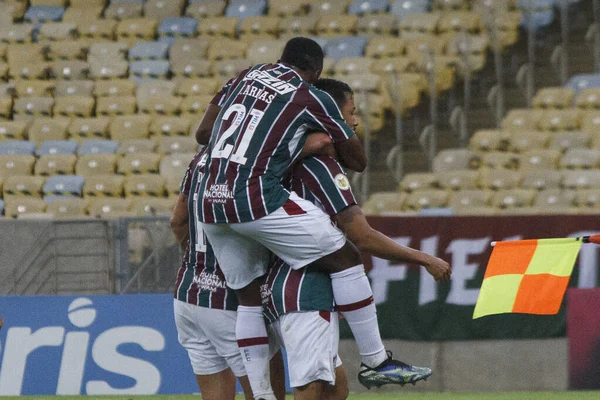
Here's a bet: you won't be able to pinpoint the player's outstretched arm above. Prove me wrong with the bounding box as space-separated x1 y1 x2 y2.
170 192 189 246
195 103 221 145
335 205 452 282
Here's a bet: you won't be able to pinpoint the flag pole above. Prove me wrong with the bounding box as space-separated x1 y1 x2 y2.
490 234 600 247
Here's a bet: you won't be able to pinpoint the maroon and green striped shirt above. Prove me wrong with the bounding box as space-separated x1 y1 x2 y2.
198 63 356 224
262 156 357 323
174 149 238 311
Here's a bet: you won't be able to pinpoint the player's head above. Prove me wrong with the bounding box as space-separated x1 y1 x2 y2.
279 37 324 84
314 78 359 131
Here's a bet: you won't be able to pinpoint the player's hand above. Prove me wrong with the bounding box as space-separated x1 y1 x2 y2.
424 257 452 283
299 132 336 159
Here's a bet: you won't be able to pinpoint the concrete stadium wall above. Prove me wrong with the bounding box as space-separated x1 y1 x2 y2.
338 338 567 393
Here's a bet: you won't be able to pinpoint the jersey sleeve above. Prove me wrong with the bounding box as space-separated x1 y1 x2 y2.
210 66 253 107
291 155 357 217
305 88 355 143
179 148 206 196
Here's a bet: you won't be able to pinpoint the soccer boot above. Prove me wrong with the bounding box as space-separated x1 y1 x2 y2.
357 351 432 389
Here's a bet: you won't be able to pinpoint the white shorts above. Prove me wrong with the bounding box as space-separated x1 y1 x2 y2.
173 300 246 377
202 192 346 290
269 311 341 388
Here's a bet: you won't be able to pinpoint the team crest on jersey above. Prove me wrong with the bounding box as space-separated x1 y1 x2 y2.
334 174 350 191
243 70 297 95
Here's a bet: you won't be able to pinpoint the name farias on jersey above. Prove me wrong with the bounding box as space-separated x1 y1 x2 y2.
243 70 297 99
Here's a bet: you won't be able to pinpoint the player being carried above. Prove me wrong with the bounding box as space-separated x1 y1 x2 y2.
193 36 439 400
262 78 451 400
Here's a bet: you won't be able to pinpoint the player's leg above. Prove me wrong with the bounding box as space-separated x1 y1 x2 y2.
295 381 326 400
199 223 275 400
195 369 237 400
237 376 254 400
269 350 286 400
323 366 349 400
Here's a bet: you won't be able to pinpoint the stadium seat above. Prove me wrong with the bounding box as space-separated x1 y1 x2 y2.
24 6 65 23
12 80 55 97
158 136 199 154
89 42 128 61
213 59 251 78
0 24 34 45
105 2 144 20
160 152 195 189
399 13 441 38
432 148 477 172
150 116 193 137
390 0 429 20
398 172 437 192
0 121 28 141
532 87 575 109
95 80 137 97
69 118 112 141
469 130 509 152
109 115 151 141
548 131 591 153
491 188 536 210
479 169 522 190
562 170 600 189
13 97 54 120
316 15 358 37
502 108 544 131
404 189 450 211
117 153 161 175
8 59 50 80
129 60 170 79
124 174 167 197
128 41 170 61
4 196 47 218
198 16 239 38
180 95 215 116
520 149 561 170
438 11 483 34
517 0 555 31
89 60 129 80
87 197 133 218
362 192 407 215
575 88 600 109
54 96 95 118
78 140 119 155
240 16 281 40
533 188 578 213
43 175 84 197
3 175 45 197
520 169 563 190
138 95 182 115
131 196 176 216
508 130 550 152
117 139 157 155
147 1 187 20
136 80 176 99
0 155 36 177
34 154 77 176
185 0 227 18
169 38 210 62
574 189 600 208
436 170 480 190
269 0 309 16
334 57 373 75
36 140 78 156
349 0 389 15
83 175 124 197
55 80 95 97
207 38 248 61
559 149 600 169
46 197 88 218
174 78 218 97
76 154 118 176
0 141 36 155
279 15 319 37
50 60 90 80
480 151 520 170
226 0 267 20
47 41 88 61
537 109 582 131
38 22 77 42
96 96 137 116
445 33 489 75
79 19 117 40
324 36 368 60
170 59 213 78
28 118 70 144
0 97 11 120
448 189 493 212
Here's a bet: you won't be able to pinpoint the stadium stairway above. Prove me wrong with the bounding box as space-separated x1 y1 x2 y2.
368 0 596 195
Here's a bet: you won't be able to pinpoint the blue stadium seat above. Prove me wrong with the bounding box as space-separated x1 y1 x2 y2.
159 17 198 37
36 140 78 156
566 74 600 93
349 0 389 15
78 140 119 155
390 0 429 20
309 37 330 50
0 141 36 155
517 0 555 31
158 36 177 46
324 36 368 60
129 60 171 79
129 41 170 60
43 175 85 197
24 6 65 22
226 0 266 20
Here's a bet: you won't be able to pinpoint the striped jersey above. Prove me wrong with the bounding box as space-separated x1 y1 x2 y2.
261 156 357 323
198 63 355 224
174 149 238 311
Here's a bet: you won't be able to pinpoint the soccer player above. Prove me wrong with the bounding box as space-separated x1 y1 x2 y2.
194 37 422 400
262 78 451 399
170 150 285 400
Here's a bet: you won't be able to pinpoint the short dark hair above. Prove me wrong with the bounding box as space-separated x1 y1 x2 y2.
313 78 353 109
280 37 324 73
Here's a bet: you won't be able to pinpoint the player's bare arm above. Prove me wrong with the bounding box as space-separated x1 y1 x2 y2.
335 205 452 282
299 132 337 159
335 135 366 172
170 192 189 246
195 103 222 145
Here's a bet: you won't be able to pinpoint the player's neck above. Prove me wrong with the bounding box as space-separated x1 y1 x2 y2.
279 62 312 83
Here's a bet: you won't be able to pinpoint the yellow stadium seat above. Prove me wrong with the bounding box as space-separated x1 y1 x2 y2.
185 0 226 19
562 170 600 189
581 110 600 133
47 41 88 61
0 63 8 82
575 88 600 109
0 2 27 23
246 39 286 65
11 80 54 97
432 148 477 172
6 43 47 64
89 60 129 80
63 8 104 25
358 14 397 37
399 13 441 38
76 154 117 176
96 96 137 116
117 139 157 155
434 0 470 10
131 196 176 216
240 16 280 39
0 24 34 45
55 80 95 97
492 188 536 209
87 198 133 218
445 33 489 75
0 155 35 177
34 154 76 176
4 196 47 218
537 109 582 131
37 22 77 42
533 188 577 211
316 15 358 37
521 169 562 190
548 131 591 153
150 116 193 137
49 60 90 80
158 136 199 154
0 121 28 141
79 19 117 41
334 57 373 75
213 59 252 78
480 151 520 170
310 0 350 15
117 153 161 175
574 189 600 208
279 15 319 37
532 87 575 109
362 192 407 215
508 130 550 152
124 174 167 197
438 12 483 34
160 152 195 189
88 42 128 61
269 0 309 16
54 96 95 118
3 175 45 197
0 97 11 120
68 117 111 140
174 77 219 97
370 57 417 75
138 95 182 116
137 80 177 98
170 59 213 78
8 60 50 80
559 149 600 169
469 130 509 152
398 172 436 192
501 108 545 131
180 95 214 116
198 16 238 38
28 118 70 144
105 3 144 20
144 0 186 19
169 38 210 64
83 175 124 197
94 79 137 97
479 168 522 190
449 189 493 209
109 115 151 141
46 197 89 219
207 38 248 61
436 170 480 190
520 149 561 170
404 189 450 211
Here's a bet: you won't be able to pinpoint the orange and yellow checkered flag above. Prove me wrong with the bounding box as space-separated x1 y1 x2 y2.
473 235 600 319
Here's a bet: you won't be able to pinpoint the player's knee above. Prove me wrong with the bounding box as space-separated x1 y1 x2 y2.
315 241 362 274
